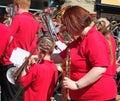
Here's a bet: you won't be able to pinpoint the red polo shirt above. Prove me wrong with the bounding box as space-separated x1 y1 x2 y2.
60 27 117 101
2 12 39 65
20 60 58 101
0 23 11 59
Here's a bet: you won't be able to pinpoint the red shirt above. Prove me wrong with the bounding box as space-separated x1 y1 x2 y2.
0 23 11 59
2 12 39 65
20 60 58 101
60 27 117 101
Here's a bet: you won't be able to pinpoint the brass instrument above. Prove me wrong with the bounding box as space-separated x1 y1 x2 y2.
7 36 55 101
4 4 14 26
52 6 74 45
6 46 40 101
6 31 55 84
32 8 59 42
94 18 120 35
37 10 68 53
61 48 71 101
39 11 58 41
6 27 45 85
6 43 39 85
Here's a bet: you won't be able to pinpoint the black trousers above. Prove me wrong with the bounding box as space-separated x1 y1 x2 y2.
105 98 116 101
0 64 24 101
71 98 116 101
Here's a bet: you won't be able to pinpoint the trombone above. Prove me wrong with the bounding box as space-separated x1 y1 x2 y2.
6 43 39 85
6 28 44 85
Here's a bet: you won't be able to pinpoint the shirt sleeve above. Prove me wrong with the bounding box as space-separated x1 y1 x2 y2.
0 24 11 57
9 16 19 36
20 64 37 87
85 31 110 67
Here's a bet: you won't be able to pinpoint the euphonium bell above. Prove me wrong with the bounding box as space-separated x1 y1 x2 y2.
6 66 19 85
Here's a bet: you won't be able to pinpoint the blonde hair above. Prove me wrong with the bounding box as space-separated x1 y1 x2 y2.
95 18 114 64
13 0 31 10
37 36 55 55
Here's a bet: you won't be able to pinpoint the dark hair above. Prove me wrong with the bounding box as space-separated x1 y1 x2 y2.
61 6 92 35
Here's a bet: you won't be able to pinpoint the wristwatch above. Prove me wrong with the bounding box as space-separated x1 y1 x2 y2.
75 81 80 89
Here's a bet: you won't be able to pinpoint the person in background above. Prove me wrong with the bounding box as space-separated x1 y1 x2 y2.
3 3 14 26
95 17 117 78
0 23 11 59
52 6 117 101
16 36 58 101
0 23 11 84
0 0 40 101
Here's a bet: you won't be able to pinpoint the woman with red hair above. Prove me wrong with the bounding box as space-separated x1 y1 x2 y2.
52 6 117 101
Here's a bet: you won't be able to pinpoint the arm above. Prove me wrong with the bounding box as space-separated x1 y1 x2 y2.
8 36 13 45
63 67 106 90
18 65 35 88
15 55 38 84
20 55 37 77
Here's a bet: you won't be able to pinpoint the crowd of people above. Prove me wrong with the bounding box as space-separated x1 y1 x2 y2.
0 0 120 101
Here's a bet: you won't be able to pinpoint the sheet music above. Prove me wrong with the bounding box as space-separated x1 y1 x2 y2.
10 47 30 67
53 40 67 53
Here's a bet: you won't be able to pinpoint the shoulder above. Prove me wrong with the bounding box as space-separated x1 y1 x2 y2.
84 27 109 51
28 64 40 75
0 23 11 35
12 14 21 23
13 12 30 20
86 27 106 41
0 23 7 29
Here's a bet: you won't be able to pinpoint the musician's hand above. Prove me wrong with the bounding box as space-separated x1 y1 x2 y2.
27 55 38 67
63 77 78 90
